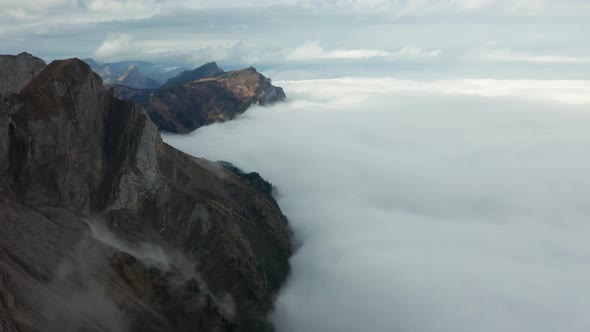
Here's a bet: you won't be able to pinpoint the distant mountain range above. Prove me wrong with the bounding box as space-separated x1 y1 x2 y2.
83 59 286 133
160 62 224 89
113 62 286 133
83 58 188 89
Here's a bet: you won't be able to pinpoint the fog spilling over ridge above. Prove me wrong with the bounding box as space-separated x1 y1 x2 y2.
165 77 590 332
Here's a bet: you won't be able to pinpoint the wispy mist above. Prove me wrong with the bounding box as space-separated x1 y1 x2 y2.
39 218 202 331
39 225 128 332
165 78 590 332
87 218 195 279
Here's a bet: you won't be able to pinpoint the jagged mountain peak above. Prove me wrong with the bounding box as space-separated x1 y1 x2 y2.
161 61 225 88
117 64 140 80
24 58 97 88
20 58 103 116
82 57 99 68
0 53 46 95
116 63 286 133
200 61 220 70
0 53 292 331
114 64 160 89
84 59 188 87
16 52 36 58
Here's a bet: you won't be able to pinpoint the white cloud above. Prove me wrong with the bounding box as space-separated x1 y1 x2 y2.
285 42 441 61
94 34 132 58
505 0 547 14
164 77 590 332
93 36 250 65
453 0 496 9
278 77 590 105
487 48 590 64
180 0 498 12
1 0 161 23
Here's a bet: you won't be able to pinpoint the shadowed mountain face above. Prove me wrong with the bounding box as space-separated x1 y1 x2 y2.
0 55 292 331
84 59 186 89
161 62 225 89
113 63 287 133
115 65 161 89
0 52 46 95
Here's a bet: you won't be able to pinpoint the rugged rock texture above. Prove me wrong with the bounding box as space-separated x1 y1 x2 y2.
0 55 292 331
92 63 159 90
114 65 160 89
0 53 47 96
161 62 224 89
114 63 287 133
84 58 186 86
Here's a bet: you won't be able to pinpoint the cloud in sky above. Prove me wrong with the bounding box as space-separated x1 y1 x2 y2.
285 42 441 61
95 33 132 58
0 0 587 80
0 0 161 24
0 0 543 21
487 48 590 64
164 77 590 332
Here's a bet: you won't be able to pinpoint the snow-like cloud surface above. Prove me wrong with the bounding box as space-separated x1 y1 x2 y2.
165 77 590 332
279 77 590 104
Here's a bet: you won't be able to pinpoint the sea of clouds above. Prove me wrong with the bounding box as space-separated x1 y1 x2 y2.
164 77 590 332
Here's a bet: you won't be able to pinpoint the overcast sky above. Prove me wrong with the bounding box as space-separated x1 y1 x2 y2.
1 0 589 79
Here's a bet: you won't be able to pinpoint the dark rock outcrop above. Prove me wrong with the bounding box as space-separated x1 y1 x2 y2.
0 52 47 96
161 62 225 89
113 64 286 133
0 55 292 331
219 161 274 195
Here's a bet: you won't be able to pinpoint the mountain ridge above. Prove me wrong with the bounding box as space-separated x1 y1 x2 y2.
115 64 160 89
114 62 286 133
83 58 187 88
0 52 47 96
161 62 225 88
0 54 292 331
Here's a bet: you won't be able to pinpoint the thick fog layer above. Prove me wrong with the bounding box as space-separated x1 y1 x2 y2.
164 78 590 332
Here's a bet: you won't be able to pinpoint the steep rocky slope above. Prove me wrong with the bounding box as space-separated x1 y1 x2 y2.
114 65 160 89
0 55 292 331
114 63 286 133
0 52 46 95
84 58 186 87
161 62 224 89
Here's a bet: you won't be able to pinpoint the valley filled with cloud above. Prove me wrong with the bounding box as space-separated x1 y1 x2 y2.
2 0 589 330
166 78 590 332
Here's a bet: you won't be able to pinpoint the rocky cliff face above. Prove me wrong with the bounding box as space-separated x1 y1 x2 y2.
0 55 292 331
114 63 286 133
114 65 160 89
0 53 47 96
161 62 225 89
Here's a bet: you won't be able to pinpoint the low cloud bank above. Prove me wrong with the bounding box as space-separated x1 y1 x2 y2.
165 77 590 332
